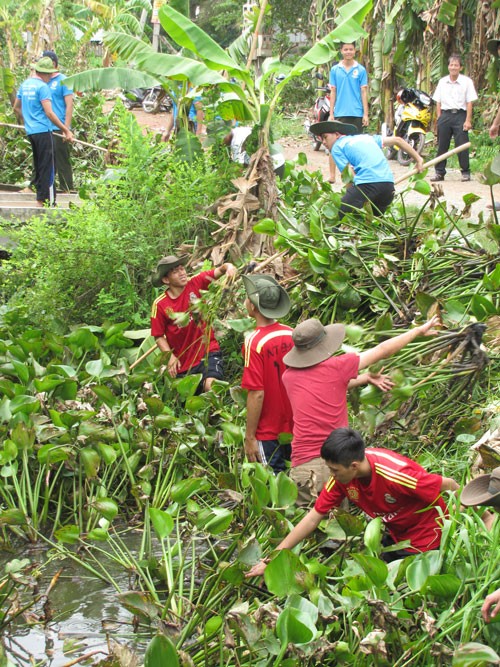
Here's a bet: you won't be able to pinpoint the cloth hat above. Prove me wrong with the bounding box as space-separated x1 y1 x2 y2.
34 56 58 74
309 120 358 137
283 318 345 368
151 254 189 287
487 39 500 56
461 467 500 507
242 274 291 319
42 50 58 67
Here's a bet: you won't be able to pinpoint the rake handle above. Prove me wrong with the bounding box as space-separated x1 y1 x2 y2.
394 142 471 185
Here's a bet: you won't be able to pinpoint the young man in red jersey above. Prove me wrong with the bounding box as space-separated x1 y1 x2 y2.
151 254 236 392
241 274 293 473
246 428 458 577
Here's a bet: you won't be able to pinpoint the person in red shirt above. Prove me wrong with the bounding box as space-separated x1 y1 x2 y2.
241 274 293 473
282 316 439 506
246 428 459 577
151 254 236 392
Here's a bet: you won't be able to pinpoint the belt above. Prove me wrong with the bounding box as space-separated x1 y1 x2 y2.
443 109 465 114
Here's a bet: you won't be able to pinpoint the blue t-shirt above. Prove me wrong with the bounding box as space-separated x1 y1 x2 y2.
331 134 394 185
329 61 367 118
46 73 72 129
16 77 52 135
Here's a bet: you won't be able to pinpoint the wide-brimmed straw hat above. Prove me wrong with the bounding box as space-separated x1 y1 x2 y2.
283 318 345 368
34 56 58 74
461 467 500 507
151 254 189 287
487 38 500 56
242 274 290 319
309 120 358 137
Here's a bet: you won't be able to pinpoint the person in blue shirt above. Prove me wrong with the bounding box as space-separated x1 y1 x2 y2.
310 120 423 218
14 57 73 206
42 50 74 192
328 42 369 184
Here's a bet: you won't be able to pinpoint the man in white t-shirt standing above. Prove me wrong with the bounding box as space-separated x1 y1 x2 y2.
431 54 478 182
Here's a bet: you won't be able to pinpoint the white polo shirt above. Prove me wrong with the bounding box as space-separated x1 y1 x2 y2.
432 74 478 111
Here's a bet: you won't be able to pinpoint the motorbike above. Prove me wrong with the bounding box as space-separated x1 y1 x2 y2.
120 88 148 110
304 73 331 151
382 87 433 166
141 86 173 114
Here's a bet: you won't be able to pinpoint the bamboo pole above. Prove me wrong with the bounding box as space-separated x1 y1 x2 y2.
0 122 107 152
394 142 471 185
245 0 269 71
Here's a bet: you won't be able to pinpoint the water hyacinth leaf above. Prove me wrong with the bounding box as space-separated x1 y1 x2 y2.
171 477 211 503
0 440 18 464
250 476 270 508
276 472 298 507
452 642 500 665
85 359 104 378
238 538 262 565
145 634 180 667
335 510 365 536
37 444 72 465
11 422 34 450
352 554 388 587
276 606 316 646
144 396 164 416
230 386 247 407
264 550 309 597
80 447 101 478
0 509 27 526
226 318 255 333
424 573 461 598
4 558 30 574
185 395 208 413
406 550 441 591
118 591 160 621
87 528 109 541
91 385 117 408
92 498 119 521
154 413 176 429
470 294 496 320
173 373 203 398
54 525 80 544
149 507 174 539
9 395 40 415
1 360 30 383
55 380 78 400
33 374 66 392
221 422 243 444
364 516 382 555
66 328 99 350
203 615 223 637
0 379 15 398
253 218 276 235
443 299 467 325
49 364 77 378
196 507 233 534
413 179 431 196
96 443 118 464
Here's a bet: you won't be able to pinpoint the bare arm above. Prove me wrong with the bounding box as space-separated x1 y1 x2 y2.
155 335 180 377
361 86 369 126
489 107 500 139
464 101 473 131
441 477 459 492
213 262 237 280
40 99 73 141
245 508 325 577
161 112 175 141
245 390 264 462
482 588 500 623
348 371 395 392
435 101 442 120
329 87 336 119
358 316 440 370
64 93 74 128
13 98 23 122
383 136 424 170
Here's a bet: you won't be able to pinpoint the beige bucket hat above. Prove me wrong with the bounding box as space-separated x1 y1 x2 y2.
283 318 345 368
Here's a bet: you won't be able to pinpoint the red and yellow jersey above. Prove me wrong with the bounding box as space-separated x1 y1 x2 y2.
315 448 446 553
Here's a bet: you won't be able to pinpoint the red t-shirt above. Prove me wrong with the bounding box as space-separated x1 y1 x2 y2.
315 448 446 553
241 323 294 440
150 270 219 373
282 354 360 467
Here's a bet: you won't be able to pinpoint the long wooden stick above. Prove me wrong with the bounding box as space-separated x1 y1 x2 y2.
129 343 158 371
394 142 471 185
0 121 107 153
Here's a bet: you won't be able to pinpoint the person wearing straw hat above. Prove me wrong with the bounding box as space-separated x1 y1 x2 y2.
461 467 500 622
151 254 236 392
42 50 74 193
240 274 293 473
281 315 439 506
309 120 423 219
246 427 459 578
13 56 74 206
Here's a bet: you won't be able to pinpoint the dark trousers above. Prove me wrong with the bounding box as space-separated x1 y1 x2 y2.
339 181 395 218
435 110 470 176
336 116 363 133
28 131 56 204
54 134 74 191
259 439 291 474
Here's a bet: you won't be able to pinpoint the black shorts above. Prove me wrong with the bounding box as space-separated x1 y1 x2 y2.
177 351 224 393
339 181 395 218
336 116 363 133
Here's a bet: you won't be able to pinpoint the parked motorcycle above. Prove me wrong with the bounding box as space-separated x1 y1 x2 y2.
120 88 148 110
304 73 331 151
142 87 173 114
382 87 433 166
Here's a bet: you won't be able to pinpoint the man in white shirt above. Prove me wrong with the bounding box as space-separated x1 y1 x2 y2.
431 54 478 182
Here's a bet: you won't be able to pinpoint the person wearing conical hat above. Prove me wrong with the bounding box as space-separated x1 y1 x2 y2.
309 120 424 219
240 274 293 474
150 254 236 393
13 56 74 206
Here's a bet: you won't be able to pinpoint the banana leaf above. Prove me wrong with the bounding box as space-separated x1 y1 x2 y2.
65 67 159 92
